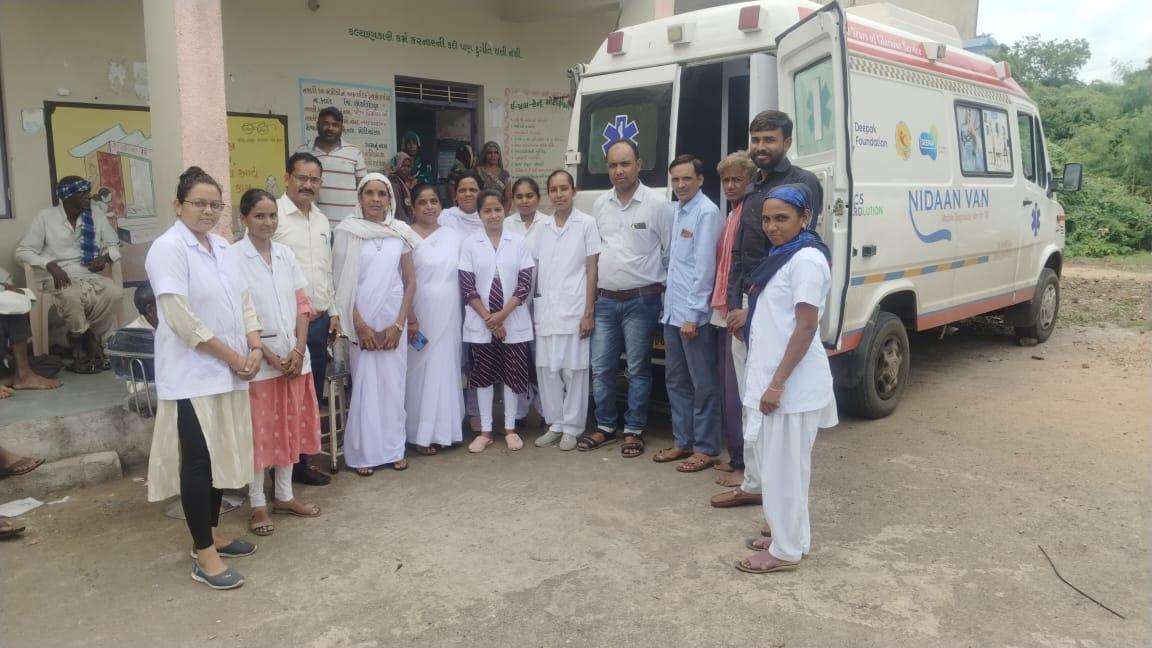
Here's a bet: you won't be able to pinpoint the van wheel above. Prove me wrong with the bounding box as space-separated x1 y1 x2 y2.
1014 268 1060 343
838 312 910 419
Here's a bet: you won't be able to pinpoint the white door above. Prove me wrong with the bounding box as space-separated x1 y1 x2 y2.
776 2 853 346
567 64 681 214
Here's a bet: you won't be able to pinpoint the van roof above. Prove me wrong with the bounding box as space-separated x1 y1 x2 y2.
584 1 1027 99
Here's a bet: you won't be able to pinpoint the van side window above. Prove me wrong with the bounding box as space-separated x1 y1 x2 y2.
1018 114 1036 183
955 102 1013 177
793 57 837 156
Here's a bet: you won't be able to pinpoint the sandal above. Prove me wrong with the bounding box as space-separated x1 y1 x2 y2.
249 509 275 536
576 431 617 452
653 447 693 463
0 456 45 479
412 445 437 456
0 520 26 540
391 459 409 471
621 435 645 458
734 550 799 574
270 499 321 517
675 453 716 473
468 435 494 453
355 467 375 477
504 432 523 451
65 358 100 374
745 535 772 551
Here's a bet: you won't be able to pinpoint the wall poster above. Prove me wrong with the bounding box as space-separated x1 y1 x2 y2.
44 102 288 284
503 88 571 185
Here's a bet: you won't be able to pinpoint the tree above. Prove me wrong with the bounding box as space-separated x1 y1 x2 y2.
999 35 1091 87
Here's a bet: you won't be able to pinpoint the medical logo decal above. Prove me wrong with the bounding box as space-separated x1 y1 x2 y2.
895 122 912 160
1031 204 1041 236
602 115 640 157
918 126 939 160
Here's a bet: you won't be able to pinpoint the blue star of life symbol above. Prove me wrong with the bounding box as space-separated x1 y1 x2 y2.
602 114 639 157
1030 204 1041 236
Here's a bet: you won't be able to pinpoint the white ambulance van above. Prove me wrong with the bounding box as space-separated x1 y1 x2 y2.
564 0 1083 418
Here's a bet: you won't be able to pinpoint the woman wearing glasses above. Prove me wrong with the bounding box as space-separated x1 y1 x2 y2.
145 167 264 590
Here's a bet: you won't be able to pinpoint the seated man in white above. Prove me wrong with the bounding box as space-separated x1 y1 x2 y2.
15 177 123 373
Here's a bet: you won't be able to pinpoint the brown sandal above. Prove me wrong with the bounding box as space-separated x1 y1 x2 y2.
249 509 275 536
653 447 692 463
675 453 716 473
271 500 321 517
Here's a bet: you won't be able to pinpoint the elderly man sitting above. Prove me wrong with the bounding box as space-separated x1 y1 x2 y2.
15 177 123 373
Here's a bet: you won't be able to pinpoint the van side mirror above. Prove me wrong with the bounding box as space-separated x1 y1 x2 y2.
1058 162 1082 192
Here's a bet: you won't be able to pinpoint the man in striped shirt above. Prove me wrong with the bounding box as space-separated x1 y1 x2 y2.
296 107 367 225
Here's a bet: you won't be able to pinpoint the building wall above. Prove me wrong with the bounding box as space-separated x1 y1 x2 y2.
0 0 616 281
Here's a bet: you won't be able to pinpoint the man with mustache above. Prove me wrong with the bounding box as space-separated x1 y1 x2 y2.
712 110 823 509
296 107 366 225
272 152 339 486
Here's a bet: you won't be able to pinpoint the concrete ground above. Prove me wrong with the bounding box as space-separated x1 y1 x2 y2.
1 264 1148 647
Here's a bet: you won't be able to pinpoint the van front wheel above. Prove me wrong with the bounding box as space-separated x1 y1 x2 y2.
838 312 910 419
1013 268 1060 343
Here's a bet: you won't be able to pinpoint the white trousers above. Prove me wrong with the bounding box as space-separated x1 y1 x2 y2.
477 384 518 432
731 334 762 494
537 367 589 436
249 464 293 508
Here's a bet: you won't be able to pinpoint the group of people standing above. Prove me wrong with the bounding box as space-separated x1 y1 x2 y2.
141 108 838 590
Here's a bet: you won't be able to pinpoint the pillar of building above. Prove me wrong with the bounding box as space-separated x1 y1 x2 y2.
142 0 233 237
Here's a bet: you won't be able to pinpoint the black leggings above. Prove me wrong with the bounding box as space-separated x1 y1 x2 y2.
177 399 223 550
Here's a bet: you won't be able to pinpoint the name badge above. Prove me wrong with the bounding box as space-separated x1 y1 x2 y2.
631 222 648 230
680 228 694 238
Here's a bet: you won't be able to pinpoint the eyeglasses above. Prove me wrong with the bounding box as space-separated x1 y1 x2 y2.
292 174 323 186
183 199 227 213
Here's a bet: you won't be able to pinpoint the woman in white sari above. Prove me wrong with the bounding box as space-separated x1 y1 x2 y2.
405 184 464 454
332 173 419 476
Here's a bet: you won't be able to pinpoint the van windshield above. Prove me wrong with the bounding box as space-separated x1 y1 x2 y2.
577 83 672 190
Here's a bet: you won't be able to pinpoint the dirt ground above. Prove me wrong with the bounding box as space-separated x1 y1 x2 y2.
1 262 1148 648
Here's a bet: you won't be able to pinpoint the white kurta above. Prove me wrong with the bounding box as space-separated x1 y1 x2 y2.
406 226 465 447
344 237 408 468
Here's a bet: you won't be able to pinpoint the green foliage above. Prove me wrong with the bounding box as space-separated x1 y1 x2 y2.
1000 35 1091 87
1006 38 1152 255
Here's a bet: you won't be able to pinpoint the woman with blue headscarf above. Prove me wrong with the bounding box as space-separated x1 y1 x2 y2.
734 183 837 574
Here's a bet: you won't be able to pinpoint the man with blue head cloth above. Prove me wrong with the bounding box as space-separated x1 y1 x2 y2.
16 176 123 373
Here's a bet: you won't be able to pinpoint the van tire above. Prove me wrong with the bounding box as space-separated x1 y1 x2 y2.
837 312 909 419
1013 268 1060 343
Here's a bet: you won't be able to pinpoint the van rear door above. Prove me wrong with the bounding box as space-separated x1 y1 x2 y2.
776 2 853 346
571 65 679 200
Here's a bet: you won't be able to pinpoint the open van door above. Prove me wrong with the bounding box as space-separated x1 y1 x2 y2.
570 65 680 202
776 3 853 346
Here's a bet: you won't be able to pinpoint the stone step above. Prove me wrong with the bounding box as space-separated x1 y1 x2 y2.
0 450 122 500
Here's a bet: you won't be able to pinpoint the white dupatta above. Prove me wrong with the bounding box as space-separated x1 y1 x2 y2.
332 173 421 344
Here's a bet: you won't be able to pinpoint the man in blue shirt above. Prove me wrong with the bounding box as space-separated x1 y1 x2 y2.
654 154 724 473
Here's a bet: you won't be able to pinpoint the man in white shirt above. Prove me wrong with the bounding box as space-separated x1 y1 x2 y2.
272 152 339 486
585 139 673 458
15 177 123 373
297 107 367 225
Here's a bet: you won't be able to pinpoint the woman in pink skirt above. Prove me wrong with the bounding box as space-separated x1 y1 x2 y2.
225 189 322 536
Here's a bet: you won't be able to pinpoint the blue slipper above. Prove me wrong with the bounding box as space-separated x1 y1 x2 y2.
189 539 257 559
191 563 245 590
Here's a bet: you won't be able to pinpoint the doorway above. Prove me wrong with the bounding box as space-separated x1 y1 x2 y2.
394 77 480 200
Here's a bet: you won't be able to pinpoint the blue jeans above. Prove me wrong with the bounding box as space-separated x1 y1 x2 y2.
298 313 330 469
590 293 662 434
663 323 721 456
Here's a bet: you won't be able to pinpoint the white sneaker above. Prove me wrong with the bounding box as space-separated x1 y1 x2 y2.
559 434 579 451
535 430 563 447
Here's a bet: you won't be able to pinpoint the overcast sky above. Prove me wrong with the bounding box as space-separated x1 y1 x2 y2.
977 0 1152 82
